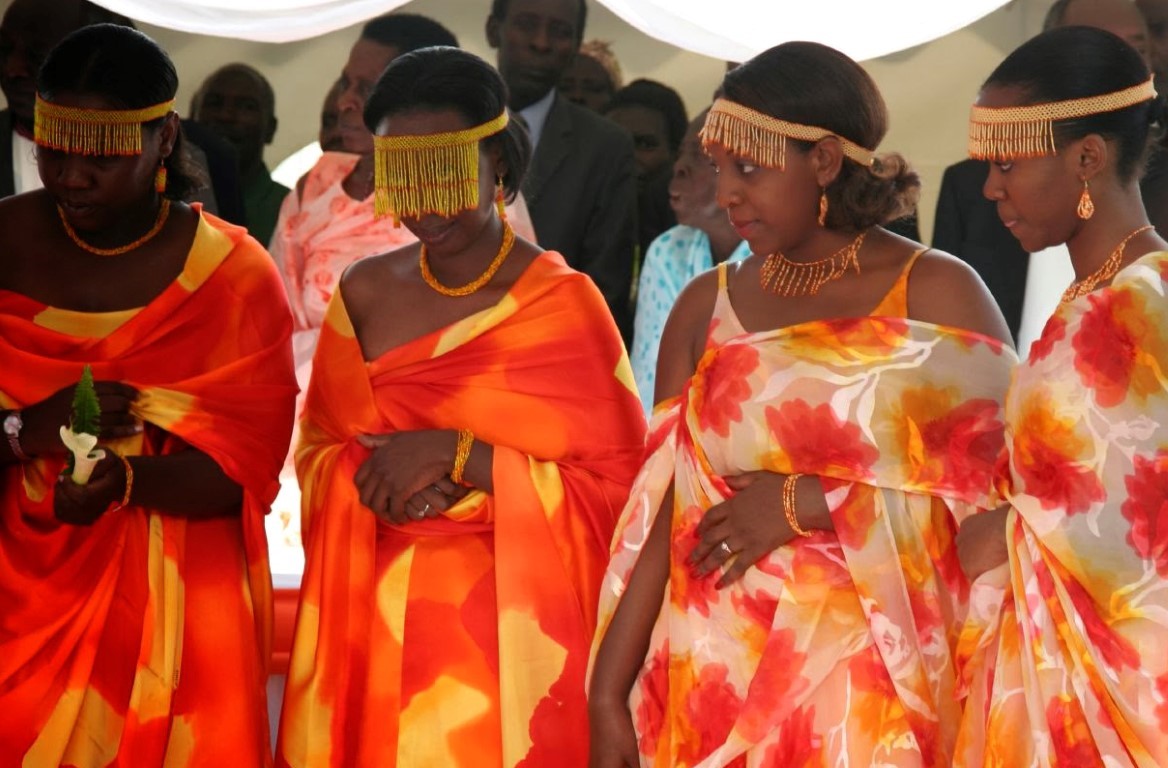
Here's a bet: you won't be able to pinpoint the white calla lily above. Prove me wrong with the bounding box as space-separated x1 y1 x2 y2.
60 426 106 485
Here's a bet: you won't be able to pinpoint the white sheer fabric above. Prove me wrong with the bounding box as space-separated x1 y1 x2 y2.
96 0 1010 60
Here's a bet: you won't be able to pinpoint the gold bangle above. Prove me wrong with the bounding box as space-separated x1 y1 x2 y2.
451 429 474 485
111 454 134 511
783 473 813 538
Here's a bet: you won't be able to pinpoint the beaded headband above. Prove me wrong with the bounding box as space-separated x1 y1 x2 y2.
34 94 175 156
700 97 876 169
373 110 509 224
968 76 1157 161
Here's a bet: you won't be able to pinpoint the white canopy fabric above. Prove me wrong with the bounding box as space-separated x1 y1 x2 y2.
97 0 1012 61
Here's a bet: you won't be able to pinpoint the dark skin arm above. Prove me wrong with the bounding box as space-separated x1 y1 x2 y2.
1 383 244 522
54 449 244 525
588 274 715 767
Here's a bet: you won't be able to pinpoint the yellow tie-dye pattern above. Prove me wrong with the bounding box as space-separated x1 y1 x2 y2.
397 676 493 765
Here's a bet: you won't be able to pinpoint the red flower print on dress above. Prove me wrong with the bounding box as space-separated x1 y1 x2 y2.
1060 571 1140 672
1122 451 1168 577
1155 673 1168 731
677 663 743 765
735 629 810 743
765 400 879 480
1029 314 1066 363
692 343 760 438
671 507 721 617
634 645 669 755
759 705 824 767
1011 395 1104 515
1073 289 1166 408
894 385 1004 494
1046 694 1104 767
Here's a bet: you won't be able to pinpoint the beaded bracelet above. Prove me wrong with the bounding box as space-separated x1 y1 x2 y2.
782 473 813 538
451 429 474 485
110 454 134 512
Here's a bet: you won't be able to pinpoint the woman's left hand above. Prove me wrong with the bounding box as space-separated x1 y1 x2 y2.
54 453 125 525
354 430 455 524
689 470 799 589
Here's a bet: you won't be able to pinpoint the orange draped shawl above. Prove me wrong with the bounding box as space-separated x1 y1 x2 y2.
956 251 1168 767
0 212 296 766
276 252 646 768
594 318 1016 767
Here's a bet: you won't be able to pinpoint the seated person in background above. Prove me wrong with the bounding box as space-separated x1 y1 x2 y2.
604 78 688 261
630 108 750 415
559 39 622 112
192 63 289 247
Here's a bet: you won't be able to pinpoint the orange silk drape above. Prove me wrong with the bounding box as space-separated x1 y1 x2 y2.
276 252 646 768
0 212 296 767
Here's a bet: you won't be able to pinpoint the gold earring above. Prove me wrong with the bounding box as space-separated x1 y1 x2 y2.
155 163 167 194
495 176 506 221
1077 179 1095 220
817 189 828 227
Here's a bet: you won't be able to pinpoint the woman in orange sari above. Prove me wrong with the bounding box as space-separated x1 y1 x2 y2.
589 42 1015 767
275 47 646 767
955 27 1168 767
0 24 296 766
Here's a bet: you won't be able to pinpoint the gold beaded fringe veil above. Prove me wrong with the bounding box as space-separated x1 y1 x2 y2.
968 76 1156 161
34 94 175 156
373 110 509 225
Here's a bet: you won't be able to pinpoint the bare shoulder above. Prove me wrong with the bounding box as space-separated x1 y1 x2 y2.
338 242 418 317
907 247 1013 346
653 266 724 403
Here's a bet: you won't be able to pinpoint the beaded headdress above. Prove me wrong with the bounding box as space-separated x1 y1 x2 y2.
373 110 509 224
700 97 876 169
968 76 1157 161
34 94 175 156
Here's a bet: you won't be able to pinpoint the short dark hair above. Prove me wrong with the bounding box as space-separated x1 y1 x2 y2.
360 13 458 53
604 78 688 154
489 0 588 42
364 46 531 202
984 26 1158 182
195 63 276 118
719 41 920 230
38 24 204 201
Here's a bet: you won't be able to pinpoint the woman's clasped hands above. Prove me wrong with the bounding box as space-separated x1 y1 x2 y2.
355 430 469 525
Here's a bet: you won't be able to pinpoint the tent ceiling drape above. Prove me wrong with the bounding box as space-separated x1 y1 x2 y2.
96 0 1012 61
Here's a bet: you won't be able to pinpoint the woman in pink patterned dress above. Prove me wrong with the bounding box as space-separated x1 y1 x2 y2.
589 42 1016 767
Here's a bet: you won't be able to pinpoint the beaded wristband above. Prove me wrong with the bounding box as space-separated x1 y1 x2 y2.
451 429 474 485
111 454 134 512
783 473 813 538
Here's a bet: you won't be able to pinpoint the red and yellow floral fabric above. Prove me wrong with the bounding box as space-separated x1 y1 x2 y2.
275 252 646 768
594 304 1015 766
0 212 296 766
955 251 1168 768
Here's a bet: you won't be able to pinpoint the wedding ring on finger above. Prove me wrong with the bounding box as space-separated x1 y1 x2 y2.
719 541 734 558
421 502 432 516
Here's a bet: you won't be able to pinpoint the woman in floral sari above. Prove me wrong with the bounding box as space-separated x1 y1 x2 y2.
589 42 1016 767
954 26 1168 767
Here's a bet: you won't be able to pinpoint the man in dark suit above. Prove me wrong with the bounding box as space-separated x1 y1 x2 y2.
487 0 638 338
933 159 1030 342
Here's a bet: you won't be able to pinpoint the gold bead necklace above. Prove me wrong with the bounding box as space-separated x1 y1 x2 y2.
57 198 171 257
759 231 867 296
1060 224 1153 304
419 220 516 297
